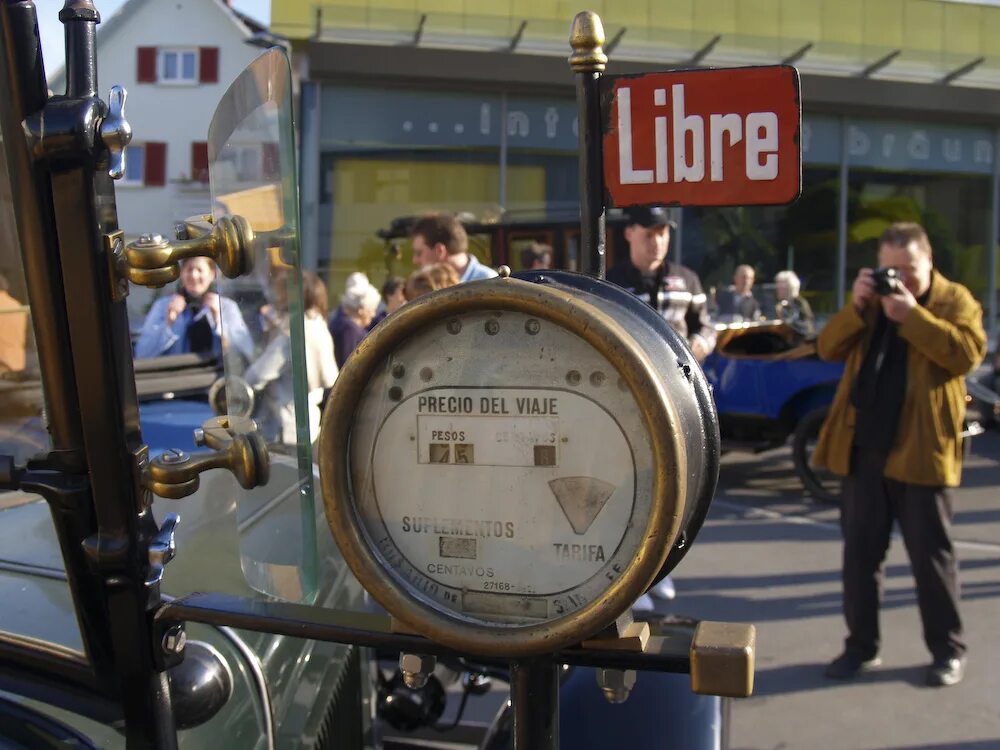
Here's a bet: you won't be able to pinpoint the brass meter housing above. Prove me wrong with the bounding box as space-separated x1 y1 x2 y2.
320 271 718 657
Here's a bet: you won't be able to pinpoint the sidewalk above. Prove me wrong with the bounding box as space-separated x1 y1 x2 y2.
671 432 1000 750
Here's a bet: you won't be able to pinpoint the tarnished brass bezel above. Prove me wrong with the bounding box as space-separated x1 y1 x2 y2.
319 277 687 657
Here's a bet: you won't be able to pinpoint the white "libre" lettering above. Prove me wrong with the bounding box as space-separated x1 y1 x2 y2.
746 112 779 180
617 87 653 184
672 84 705 182
710 113 742 181
616 84 781 186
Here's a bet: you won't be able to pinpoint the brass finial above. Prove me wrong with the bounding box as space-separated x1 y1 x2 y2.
569 11 608 73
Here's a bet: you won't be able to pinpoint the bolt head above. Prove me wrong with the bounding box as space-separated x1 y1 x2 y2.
162 626 187 654
160 448 189 465
139 233 164 245
399 653 436 688
596 669 636 704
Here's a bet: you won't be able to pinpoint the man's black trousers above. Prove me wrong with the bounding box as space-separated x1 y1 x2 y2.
840 450 965 662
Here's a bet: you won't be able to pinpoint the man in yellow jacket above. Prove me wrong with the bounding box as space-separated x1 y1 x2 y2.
814 222 986 688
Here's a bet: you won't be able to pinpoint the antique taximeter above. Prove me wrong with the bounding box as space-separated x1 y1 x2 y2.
321 268 720 656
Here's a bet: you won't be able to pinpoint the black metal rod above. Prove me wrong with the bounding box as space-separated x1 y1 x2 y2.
511 659 559 750
576 70 606 279
156 593 695 674
59 0 100 98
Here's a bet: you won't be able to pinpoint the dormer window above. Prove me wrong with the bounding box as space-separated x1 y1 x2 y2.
160 48 197 84
137 47 219 85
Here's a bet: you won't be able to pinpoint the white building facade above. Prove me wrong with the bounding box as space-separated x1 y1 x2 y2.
51 0 267 241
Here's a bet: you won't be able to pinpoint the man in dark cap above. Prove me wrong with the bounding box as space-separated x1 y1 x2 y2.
606 206 715 361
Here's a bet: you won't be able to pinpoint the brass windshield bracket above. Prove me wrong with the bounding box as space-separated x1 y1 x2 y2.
104 230 130 302
144 416 270 500
119 214 256 289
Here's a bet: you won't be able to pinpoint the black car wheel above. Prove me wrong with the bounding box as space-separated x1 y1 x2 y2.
792 407 842 504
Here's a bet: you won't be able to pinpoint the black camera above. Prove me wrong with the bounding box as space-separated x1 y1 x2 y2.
872 267 900 296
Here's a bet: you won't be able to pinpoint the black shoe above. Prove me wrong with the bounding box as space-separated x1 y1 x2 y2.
824 652 881 679
926 656 965 687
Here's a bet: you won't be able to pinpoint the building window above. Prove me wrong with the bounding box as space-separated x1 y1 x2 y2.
120 142 166 187
137 47 217 84
159 49 198 84
123 144 145 185
191 142 209 183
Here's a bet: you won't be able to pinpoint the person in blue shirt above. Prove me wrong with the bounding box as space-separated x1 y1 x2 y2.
134 256 254 362
410 213 497 283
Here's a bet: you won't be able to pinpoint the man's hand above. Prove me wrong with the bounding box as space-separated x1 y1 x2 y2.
880 283 917 323
165 294 187 325
690 336 711 362
852 268 876 313
204 292 221 328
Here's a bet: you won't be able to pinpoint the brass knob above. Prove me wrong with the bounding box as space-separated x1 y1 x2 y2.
124 215 255 288
144 418 270 500
569 11 608 73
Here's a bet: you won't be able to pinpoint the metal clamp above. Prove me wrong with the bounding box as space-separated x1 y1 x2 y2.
99 85 132 180
147 512 179 590
122 215 256 288
144 416 270 500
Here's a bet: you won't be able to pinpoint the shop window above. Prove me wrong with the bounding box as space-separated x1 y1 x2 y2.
682 168 841 316
319 151 514 301
846 170 991 307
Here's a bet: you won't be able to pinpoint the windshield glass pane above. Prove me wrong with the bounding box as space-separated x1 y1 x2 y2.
0 97 51 471
208 48 318 602
0 43 78 653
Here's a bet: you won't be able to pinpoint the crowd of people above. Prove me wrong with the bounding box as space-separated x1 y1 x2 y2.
129 207 998 689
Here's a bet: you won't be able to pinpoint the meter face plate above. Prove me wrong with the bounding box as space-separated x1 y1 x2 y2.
348 310 656 627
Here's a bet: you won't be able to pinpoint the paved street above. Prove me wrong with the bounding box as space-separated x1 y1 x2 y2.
674 430 1000 750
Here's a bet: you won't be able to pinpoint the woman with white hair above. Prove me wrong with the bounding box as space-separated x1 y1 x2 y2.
774 270 815 335
329 273 382 368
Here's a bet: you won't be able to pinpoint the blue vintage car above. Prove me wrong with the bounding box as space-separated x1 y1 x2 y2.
701 320 844 501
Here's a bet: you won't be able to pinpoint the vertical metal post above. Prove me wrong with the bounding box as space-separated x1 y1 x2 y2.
499 92 509 210
988 129 999 343
511 659 559 750
299 81 320 271
60 0 99 98
836 117 849 310
569 11 608 279
674 209 683 266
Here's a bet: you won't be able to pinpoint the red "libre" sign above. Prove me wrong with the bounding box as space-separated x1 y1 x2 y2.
601 66 802 208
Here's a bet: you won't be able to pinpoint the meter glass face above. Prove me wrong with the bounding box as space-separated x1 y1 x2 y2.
349 310 656 627
208 48 319 603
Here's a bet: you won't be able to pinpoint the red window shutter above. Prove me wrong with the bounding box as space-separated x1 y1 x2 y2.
137 47 157 82
144 142 167 186
199 47 219 83
191 142 209 183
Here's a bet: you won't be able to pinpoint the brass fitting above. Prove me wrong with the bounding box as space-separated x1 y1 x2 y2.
144 416 270 500
123 214 255 288
569 11 608 73
596 668 637 704
399 653 436 689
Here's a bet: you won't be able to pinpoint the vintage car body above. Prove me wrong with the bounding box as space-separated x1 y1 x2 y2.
703 322 842 440
0 354 370 749
701 321 844 501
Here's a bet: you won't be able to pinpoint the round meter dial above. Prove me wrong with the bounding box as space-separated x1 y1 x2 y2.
321 276 698 656
354 311 654 625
